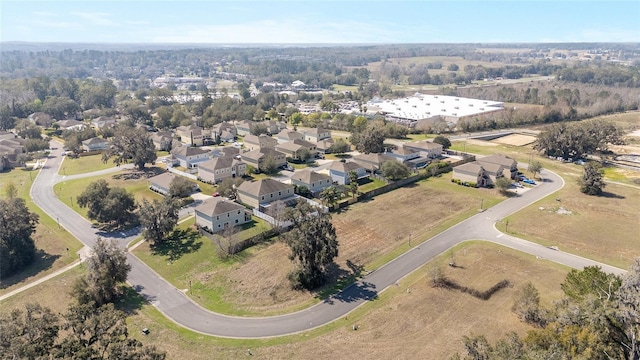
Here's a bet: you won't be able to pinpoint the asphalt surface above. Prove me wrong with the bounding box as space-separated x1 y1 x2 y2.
31 141 624 338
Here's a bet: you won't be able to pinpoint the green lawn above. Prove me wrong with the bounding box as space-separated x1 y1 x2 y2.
132 217 277 316
0 168 83 294
358 177 387 192
59 154 118 175
54 173 163 220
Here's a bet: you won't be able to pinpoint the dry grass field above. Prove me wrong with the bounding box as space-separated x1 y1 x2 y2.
125 242 569 360
491 133 537 146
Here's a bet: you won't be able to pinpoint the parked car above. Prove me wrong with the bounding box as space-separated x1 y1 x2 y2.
523 179 536 185
212 192 220 197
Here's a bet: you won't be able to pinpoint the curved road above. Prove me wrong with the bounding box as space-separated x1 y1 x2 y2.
32 142 624 338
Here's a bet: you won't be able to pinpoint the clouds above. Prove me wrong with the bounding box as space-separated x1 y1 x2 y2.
70 12 117 26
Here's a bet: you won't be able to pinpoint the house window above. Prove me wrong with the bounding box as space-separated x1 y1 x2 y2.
261 196 264 200
278 191 281 196
270 194 273 198
227 213 230 217
237 210 240 214
216 216 219 220
235 219 239 224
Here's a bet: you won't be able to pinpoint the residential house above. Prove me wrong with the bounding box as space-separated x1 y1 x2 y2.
275 139 317 160
353 153 396 172
478 162 508 184
56 119 86 131
241 148 287 172
148 172 198 196
402 140 443 159
243 134 277 151
386 146 430 169
329 161 368 185
478 154 518 179
171 145 210 168
81 137 109 152
150 131 173 151
211 146 240 159
452 162 489 187
236 178 295 208
198 156 246 184
262 120 287 135
212 122 237 143
28 112 54 127
91 116 117 129
235 120 254 137
276 129 304 144
290 169 333 194
302 128 331 143
0 137 25 169
176 125 206 146
315 138 336 153
195 197 251 233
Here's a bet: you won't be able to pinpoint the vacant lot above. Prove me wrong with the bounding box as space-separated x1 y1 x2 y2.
126 242 569 360
133 174 504 316
59 154 116 176
0 168 83 294
491 133 536 146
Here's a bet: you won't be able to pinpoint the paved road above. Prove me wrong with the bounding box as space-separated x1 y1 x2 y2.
31 141 624 338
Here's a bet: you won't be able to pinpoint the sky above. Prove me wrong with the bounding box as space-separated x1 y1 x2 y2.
1 0 639 44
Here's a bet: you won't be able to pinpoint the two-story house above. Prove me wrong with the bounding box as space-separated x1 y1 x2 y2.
276 129 304 144
81 137 109 152
236 178 295 209
302 128 331 143
386 146 430 168
197 156 246 184
262 120 287 135
478 154 518 179
149 172 199 196
290 169 333 194
243 134 278 151
235 120 254 137
212 122 237 143
241 148 287 172
171 145 210 168
329 161 368 185
452 162 490 187
352 153 396 172
195 197 251 233
176 125 206 146
150 131 173 151
275 139 318 160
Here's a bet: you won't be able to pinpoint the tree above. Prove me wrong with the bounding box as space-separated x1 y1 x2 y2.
297 147 312 162
102 126 157 170
579 162 606 195
495 177 512 194
169 175 196 198
511 282 544 326
0 303 59 359
562 266 621 302
0 198 39 278
77 180 136 225
348 171 359 199
617 258 640 360
381 160 410 180
261 155 279 175
250 122 269 136
4 181 18 199
433 135 452 149
139 198 179 246
217 177 243 199
320 186 342 210
528 160 543 180
72 238 131 306
351 122 385 154
283 200 339 290
289 112 303 126
328 138 350 154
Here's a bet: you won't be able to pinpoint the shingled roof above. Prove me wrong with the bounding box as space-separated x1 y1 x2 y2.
195 197 245 216
237 178 293 197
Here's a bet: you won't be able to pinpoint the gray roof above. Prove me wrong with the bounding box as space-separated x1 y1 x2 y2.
478 154 516 168
291 169 331 184
195 197 245 216
241 148 284 161
329 161 363 173
82 137 108 145
198 156 239 172
454 161 484 174
353 153 395 165
171 145 209 158
403 141 443 151
237 178 293 197
148 172 177 189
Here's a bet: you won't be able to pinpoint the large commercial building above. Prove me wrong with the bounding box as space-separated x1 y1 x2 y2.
366 94 504 128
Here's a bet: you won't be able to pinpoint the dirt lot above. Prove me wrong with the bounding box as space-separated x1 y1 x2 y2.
127 242 569 360
491 134 537 146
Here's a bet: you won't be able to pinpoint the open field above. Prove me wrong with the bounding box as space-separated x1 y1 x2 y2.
125 242 569 359
0 168 83 294
58 154 116 176
53 169 164 219
133 174 504 316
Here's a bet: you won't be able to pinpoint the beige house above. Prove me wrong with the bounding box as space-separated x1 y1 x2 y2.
198 156 246 184
150 131 173 151
235 120 254 137
176 125 205 146
290 169 333 194
478 154 518 179
236 178 295 208
276 129 304 144
241 148 287 172
195 197 251 233
243 134 277 151
452 162 489 187
211 122 237 143
171 145 210 168
81 137 109 152
302 127 331 143
352 153 396 172
275 139 317 160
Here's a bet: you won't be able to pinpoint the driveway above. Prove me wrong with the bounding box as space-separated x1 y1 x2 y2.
27 140 624 338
